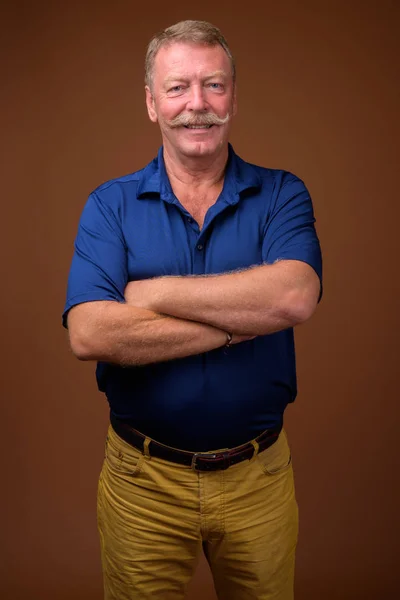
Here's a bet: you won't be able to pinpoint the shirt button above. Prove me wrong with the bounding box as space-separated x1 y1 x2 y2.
197 244 204 251
187 217 193 223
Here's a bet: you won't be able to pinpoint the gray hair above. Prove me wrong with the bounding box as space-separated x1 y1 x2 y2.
145 20 236 90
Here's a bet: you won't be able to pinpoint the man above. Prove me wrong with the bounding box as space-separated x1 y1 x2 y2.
63 19 322 600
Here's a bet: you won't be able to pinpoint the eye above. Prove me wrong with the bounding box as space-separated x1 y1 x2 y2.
207 82 224 91
168 85 186 94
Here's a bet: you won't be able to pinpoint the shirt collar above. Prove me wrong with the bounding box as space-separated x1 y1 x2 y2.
136 144 261 203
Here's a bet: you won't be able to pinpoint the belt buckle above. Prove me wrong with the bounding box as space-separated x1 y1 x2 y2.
191 451 229 472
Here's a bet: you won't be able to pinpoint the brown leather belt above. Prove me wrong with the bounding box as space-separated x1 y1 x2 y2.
110 413 281 472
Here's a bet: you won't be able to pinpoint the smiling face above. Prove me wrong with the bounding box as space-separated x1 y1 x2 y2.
145 41 237 161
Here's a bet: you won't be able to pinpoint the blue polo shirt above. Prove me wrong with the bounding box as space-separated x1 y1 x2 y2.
63 145 322 451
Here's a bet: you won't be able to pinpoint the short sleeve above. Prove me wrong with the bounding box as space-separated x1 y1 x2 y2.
62 191 128 327
262 174 323 296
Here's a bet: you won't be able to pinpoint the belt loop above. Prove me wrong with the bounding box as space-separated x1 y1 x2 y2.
250 439 259 462
143 437 151 458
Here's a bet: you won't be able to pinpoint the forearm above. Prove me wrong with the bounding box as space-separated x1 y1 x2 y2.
147 262 320 336
67 301 227 365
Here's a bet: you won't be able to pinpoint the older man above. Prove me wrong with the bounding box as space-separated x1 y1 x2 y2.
63 19 322 600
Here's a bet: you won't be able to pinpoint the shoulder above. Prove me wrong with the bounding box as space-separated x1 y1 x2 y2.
75 168 146 230
231 148 306 194
88 151 160 208
91 168 145 199
245 161 304 189
81 163 152 222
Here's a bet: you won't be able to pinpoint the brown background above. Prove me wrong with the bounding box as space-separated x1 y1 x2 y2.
1 1 399 598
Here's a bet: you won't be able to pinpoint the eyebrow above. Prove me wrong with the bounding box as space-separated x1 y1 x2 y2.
204 70 228 80
163 76 188 86
163 70 228 87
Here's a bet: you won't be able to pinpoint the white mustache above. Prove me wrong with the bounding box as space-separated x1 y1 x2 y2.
168 112 230 128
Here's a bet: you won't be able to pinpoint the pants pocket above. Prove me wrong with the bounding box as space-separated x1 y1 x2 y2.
256 429 292 475
104 427 146 478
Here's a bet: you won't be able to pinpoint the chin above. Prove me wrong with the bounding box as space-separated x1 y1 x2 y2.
178 139 225 158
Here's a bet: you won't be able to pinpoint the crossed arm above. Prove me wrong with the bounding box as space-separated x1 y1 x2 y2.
67 260 320 365
124 260 320 336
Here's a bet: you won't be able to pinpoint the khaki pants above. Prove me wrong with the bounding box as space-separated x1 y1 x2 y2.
97 425 298 600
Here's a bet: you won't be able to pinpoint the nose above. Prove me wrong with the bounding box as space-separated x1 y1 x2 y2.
187 84 207 111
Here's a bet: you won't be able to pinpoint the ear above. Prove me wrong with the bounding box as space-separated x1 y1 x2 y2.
232 84 238 117
145 86 158 123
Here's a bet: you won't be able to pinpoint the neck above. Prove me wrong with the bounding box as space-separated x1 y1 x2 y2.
162 143 229 189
